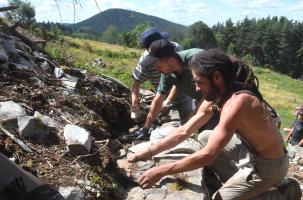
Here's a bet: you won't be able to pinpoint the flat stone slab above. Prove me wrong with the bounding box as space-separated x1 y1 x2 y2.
0 101 26 121
117 158 154 182
126 186 207 200
150 126 177 141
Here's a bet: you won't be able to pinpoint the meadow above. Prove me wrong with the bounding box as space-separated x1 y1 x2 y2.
46 36 303 130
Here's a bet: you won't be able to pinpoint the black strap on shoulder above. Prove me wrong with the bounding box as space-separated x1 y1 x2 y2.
233 89 255 96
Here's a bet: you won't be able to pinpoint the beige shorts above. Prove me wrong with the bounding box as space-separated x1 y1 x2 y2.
198 130 289 200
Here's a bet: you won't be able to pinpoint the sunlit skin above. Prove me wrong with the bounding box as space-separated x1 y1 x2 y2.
192 70 222 101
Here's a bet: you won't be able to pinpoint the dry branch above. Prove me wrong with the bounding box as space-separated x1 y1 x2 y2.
0 5 19 12
0 125 33 153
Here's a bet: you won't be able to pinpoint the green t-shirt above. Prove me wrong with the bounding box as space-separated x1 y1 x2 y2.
157 48 204 100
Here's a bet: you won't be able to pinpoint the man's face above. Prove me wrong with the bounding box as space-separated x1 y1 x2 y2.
154 58 174 74
192 69 219 101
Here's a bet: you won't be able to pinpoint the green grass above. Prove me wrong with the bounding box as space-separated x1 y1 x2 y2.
46 36 303 130
254 67 303 128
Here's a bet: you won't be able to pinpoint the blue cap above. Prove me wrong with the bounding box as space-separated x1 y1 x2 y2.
141 27 169 48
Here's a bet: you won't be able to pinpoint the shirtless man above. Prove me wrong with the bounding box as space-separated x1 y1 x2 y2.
128 49 288 199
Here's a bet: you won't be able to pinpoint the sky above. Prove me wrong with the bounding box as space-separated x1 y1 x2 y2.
0 0 303 26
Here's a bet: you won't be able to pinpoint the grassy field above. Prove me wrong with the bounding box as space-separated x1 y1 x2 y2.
255 68 303 128
46 36 303 130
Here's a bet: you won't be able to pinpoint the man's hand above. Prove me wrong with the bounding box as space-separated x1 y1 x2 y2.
128 149 151 163
138 166 164 189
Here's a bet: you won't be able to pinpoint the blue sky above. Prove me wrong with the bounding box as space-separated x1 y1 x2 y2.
0 0 302 26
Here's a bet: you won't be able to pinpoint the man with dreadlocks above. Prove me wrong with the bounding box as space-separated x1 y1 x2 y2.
128 49 297 199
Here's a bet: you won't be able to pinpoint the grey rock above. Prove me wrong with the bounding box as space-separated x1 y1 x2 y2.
19 56 35 69
165 189 207 200
0 43 8 64
117 158 154 182
0 32 11 40
139 89 155 103
150 126 177 141
54 67 64 78
0 101 26 121
0 62 8 71
40 61 52 73
59 186 85 200
34 111 58 128
61 74 78 91
64 124 92 155
18 116 49 140
15 40 31 53
116 149 127 159
2 39 18 59
10 56 35 72
159 168 203 190
109 139 123 151
126 187 167 200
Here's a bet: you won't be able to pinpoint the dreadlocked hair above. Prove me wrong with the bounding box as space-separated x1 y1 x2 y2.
191 49 278 118
229 55 264 102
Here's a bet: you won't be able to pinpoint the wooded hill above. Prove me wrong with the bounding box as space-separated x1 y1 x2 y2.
70 8 186 35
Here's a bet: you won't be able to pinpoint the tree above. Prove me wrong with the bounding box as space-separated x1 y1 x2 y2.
100 25 119 44
120 23 149 48
222 18 235 51
5 0 35 27
181 21 217 49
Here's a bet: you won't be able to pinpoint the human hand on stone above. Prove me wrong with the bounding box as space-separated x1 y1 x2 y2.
127 149 151 163
138 166 164 189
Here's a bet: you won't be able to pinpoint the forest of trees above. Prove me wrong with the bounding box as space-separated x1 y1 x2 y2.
212 17 303 79
118 17 303 79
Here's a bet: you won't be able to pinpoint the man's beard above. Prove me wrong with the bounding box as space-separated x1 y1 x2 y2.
204 80 220 101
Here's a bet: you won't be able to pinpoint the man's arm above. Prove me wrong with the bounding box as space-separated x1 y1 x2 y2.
128 100 213 162
138 96 243 188
283 127 293 143
143 93 165 129
161 86 179 116
131 50 150 118
297 138 303 147
164 86 178 105
131 80 141 111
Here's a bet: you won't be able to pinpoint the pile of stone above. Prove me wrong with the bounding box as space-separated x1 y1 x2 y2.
0 23 136 199
117 123 209 200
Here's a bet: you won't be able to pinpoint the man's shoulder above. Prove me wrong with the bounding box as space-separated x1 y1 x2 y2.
232 91 261 102
224 93 254 110
177 48 203 54
176 48 203 59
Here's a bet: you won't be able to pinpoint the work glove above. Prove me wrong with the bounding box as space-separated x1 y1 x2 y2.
132 127 149 140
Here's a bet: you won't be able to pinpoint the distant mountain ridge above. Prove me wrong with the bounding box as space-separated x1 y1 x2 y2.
71 8 186 34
